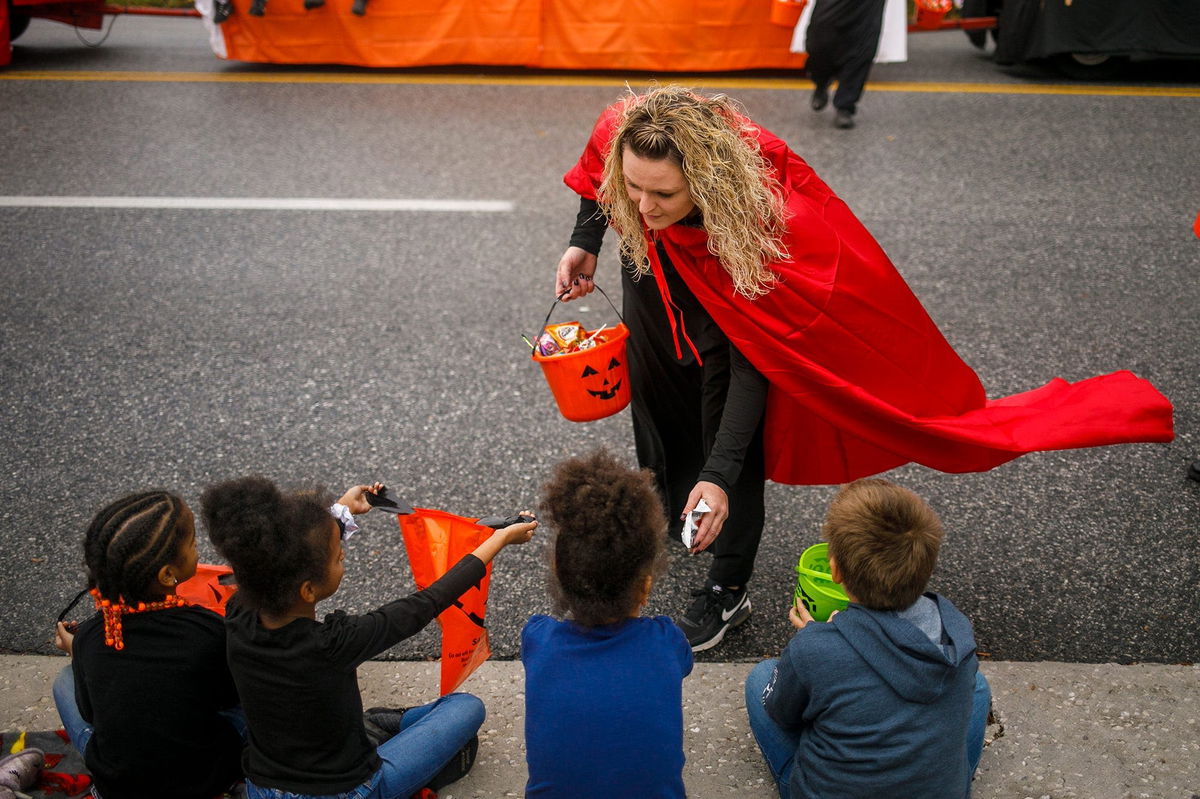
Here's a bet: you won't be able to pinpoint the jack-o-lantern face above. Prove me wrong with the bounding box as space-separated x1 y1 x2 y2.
581 357 623 400
797 585 816 615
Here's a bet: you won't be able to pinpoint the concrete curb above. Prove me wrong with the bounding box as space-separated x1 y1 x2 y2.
3 656 1197 798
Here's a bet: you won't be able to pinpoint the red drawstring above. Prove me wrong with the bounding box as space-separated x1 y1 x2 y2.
645 236 703 366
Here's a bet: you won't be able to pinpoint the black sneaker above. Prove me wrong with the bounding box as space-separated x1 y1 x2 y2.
677 583 751 652
810 85 829 111
365 705 411 722
427 735 479 790
834 109 856 129
362 706 412 746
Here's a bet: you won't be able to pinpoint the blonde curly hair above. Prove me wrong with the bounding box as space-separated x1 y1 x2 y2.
598 86 789 299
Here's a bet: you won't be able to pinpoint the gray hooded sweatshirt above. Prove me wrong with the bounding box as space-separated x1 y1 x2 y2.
763 592 979 799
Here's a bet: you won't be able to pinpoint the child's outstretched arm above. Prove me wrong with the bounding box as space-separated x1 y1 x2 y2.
471 512 538 565
314 511 536 667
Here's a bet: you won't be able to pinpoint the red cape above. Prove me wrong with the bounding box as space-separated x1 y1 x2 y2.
564 104 1174 484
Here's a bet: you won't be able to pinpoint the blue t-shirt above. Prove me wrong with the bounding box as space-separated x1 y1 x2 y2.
521 614 693 798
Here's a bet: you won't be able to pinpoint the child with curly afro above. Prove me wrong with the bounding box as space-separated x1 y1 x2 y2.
521 449 692 798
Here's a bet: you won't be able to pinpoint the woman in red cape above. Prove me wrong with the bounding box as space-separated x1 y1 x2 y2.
553 87 1172 651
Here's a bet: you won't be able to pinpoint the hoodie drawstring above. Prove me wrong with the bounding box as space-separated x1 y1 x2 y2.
646 237 703 366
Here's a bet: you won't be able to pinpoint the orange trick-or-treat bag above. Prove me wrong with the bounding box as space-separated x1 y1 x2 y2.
398 509 494 695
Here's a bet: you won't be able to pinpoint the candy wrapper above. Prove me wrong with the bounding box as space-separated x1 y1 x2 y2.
681 499 710 550
536 332 562 356
547 322 583 350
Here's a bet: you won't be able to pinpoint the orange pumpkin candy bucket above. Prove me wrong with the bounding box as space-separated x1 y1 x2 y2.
531 285 632 423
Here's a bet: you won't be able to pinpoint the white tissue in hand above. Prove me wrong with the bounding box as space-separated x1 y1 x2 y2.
681 499 711 549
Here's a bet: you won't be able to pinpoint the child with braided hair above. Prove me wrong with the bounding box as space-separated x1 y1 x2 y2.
51 491 245 799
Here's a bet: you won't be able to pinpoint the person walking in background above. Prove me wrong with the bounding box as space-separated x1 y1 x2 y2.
805 0 888 128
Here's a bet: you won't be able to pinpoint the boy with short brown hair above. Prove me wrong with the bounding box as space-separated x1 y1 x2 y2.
823 477 944 609
745 478 991 799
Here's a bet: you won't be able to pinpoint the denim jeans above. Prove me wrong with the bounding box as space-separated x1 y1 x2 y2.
52 664 95 756
744 659 991 798
245 692 485 799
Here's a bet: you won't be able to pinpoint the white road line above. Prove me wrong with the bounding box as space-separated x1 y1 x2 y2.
0 196 514 212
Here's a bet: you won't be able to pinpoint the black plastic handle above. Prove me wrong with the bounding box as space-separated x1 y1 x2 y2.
535 283 624 348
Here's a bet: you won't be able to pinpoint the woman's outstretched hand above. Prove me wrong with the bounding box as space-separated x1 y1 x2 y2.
682 481 729 553
555 246 597 301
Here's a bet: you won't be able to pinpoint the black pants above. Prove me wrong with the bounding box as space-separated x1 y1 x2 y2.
805 0 887 114
620 264 766 588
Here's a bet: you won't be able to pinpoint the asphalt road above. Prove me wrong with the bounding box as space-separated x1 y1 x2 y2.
2 18 1197 665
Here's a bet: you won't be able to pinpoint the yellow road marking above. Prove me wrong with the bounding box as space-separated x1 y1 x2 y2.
2 70 1198 97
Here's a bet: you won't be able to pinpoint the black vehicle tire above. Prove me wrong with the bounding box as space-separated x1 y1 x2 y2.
962 0 989 48
8 5 32 41
1053 52 1128 80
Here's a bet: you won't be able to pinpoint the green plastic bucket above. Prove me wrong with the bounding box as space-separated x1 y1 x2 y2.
794 542 849 622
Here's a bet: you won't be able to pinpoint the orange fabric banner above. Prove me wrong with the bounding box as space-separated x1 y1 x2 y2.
397 509 493 696
213 0 808 70
217 0 539 68
542 0 807 71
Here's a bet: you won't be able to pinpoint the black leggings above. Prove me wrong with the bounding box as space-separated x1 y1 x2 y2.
620 265 766 588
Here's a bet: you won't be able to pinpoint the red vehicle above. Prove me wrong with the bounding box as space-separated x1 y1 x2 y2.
3 0 99 64
2 0 196 66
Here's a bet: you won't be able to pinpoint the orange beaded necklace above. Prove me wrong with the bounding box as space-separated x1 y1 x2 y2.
91 588 188 650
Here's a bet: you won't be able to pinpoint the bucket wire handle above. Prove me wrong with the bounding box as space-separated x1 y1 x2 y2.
534 283 624 351
57 586 91 631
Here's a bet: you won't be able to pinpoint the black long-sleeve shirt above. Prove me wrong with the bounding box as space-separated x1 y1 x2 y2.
72 605 243 799
570 197 767 491
224 554 487 794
